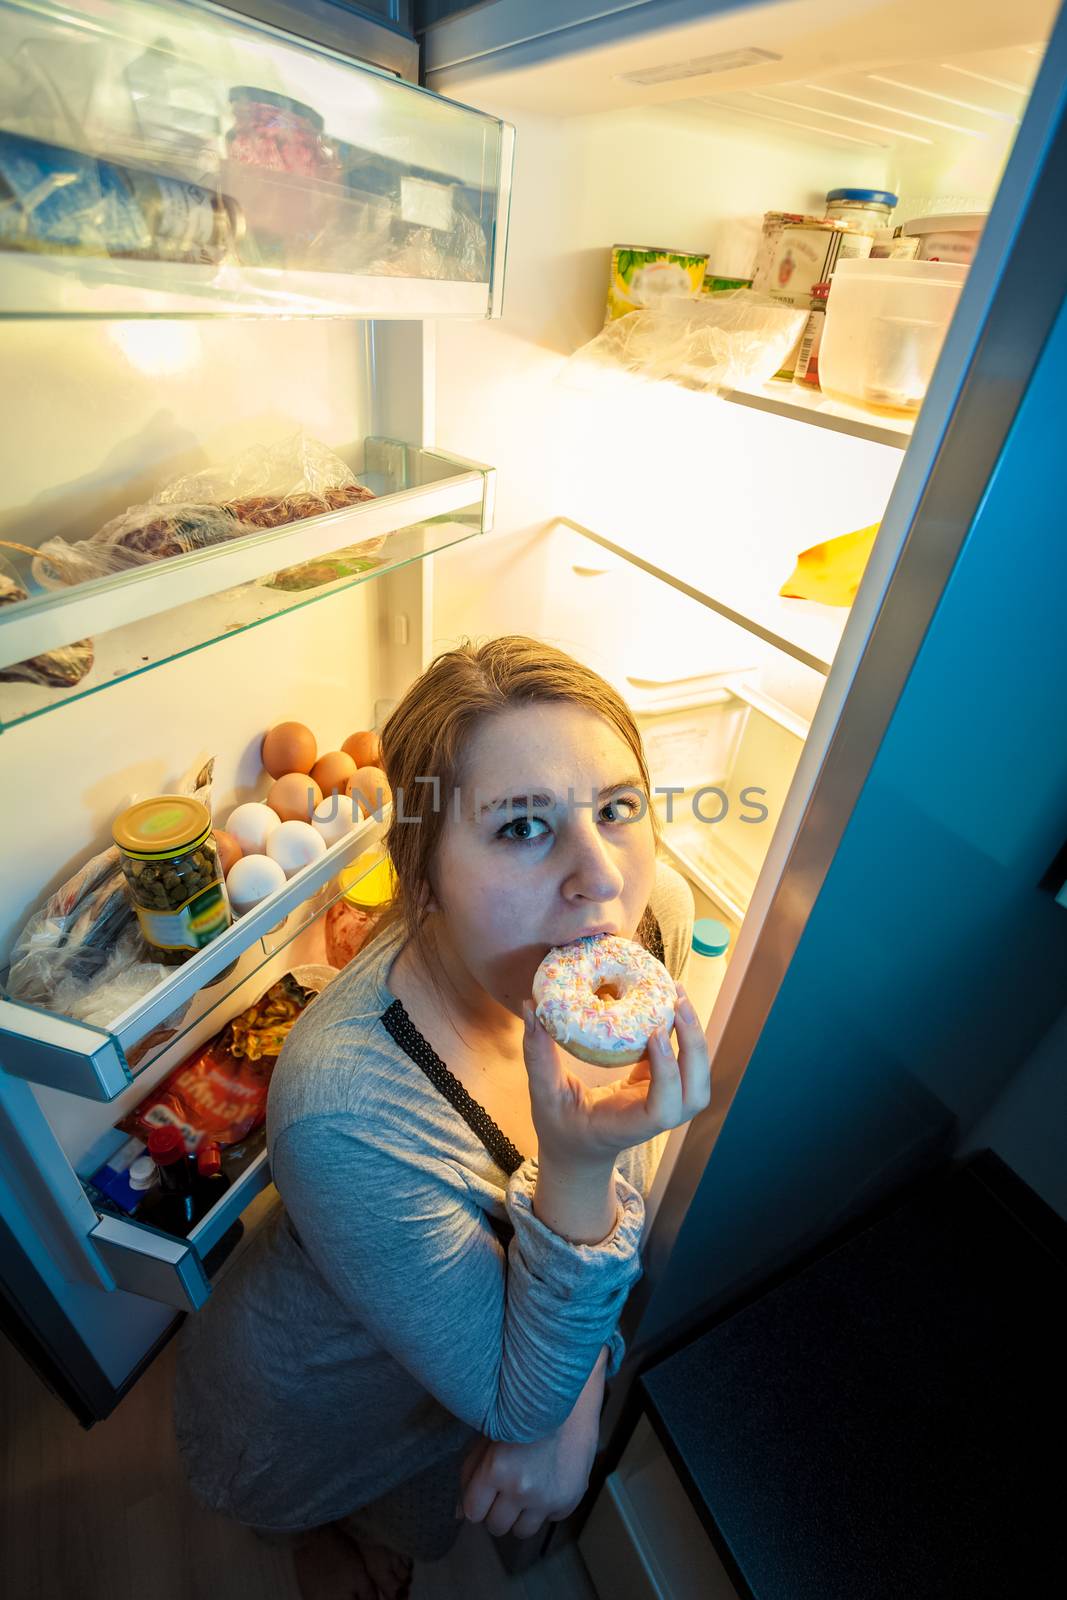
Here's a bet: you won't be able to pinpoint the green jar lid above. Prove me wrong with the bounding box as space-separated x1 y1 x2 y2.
692 917 731 958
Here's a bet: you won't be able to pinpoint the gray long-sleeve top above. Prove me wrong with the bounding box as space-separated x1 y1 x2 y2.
174 860 693 1532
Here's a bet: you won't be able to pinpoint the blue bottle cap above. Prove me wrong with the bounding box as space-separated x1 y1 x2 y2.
826 187 898 207
692 918 731 958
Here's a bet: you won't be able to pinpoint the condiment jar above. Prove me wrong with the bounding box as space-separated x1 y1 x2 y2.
226 88 340 181
113 796 232 965
824 188 898 236
324 850 396 970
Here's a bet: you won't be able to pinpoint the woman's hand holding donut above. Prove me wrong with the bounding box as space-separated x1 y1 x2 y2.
521 983 710 1169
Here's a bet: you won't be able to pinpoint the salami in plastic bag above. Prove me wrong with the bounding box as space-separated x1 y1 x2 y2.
30 433 378 590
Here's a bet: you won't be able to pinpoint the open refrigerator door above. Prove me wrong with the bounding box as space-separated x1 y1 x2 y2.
2 0 1067 1436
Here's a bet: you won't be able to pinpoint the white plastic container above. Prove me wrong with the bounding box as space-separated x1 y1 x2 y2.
819 258 969 415
900 212 987 265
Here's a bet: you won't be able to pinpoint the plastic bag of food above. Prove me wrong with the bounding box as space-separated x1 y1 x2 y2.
0 559 93 687
563 290 808 395
117 969 324 1150
4 757 214 1024
29 433 378 591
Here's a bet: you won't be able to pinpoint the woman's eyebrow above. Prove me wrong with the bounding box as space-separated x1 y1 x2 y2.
478 777 645 816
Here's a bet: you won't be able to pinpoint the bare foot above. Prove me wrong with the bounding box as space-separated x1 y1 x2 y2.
292 1523 380 1600
338 1529 414 1600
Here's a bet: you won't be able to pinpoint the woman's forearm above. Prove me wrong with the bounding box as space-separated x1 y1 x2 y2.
534 1152 618 1244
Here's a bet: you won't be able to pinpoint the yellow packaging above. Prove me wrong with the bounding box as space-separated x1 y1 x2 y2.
779 523 880 608
607 243 708 321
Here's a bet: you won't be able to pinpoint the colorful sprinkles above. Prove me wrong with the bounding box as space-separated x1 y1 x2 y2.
532 934 676 1057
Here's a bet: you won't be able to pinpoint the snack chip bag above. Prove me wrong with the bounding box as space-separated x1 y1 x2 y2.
119 971 317 1150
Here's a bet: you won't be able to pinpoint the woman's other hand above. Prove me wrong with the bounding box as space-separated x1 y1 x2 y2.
522 982 710 1168
456 1350 607 1539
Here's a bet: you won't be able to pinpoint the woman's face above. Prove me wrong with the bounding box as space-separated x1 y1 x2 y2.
428 702 657 1015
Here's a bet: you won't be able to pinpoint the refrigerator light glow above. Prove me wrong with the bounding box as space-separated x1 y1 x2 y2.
108 321 203 375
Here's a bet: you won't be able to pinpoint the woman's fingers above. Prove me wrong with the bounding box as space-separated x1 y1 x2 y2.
672 983 711 1114
521 1002 566 1097
511 1508 548 1540
484 1493 522 1538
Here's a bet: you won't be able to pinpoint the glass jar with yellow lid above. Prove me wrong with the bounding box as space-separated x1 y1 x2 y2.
113 795 232 965
325 850 396 969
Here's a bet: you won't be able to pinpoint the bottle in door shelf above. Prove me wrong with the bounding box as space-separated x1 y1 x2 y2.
689 918 732 1023
138 1126 198 1236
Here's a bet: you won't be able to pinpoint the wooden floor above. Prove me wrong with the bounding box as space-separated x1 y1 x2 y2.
1 1333 600 1600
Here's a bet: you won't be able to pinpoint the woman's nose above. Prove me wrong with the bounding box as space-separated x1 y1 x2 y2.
561 819 625 904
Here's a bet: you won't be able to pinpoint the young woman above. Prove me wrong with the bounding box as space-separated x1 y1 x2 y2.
175 636 711 1600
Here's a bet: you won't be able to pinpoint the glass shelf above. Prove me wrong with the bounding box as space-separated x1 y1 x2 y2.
559 516 851 678
0 438 492 730
0 814 389 1101
0 0 513 319
722 381 913 450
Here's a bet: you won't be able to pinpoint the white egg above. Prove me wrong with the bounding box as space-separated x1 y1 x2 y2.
226 853 286 914
311 793 364 847
226 802 281 856
267 820 327 879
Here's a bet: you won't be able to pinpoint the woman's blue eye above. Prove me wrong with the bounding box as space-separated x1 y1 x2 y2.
498 815 551 843
601 794 642 823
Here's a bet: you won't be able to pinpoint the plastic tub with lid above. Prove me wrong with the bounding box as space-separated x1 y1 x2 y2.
819 258 969 415
900 212 987 264
825 188 898 236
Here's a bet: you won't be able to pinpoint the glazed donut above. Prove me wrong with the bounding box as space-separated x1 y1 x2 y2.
533 935 677 1068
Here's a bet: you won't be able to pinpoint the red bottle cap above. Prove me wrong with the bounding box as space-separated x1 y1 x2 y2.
197 1142 223 1178
146 1126 187 1166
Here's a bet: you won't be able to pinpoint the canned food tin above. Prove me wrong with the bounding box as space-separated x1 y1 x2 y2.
607 243 708 321
766 220 872 309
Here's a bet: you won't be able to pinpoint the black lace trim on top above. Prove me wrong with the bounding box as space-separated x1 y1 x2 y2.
380 998 526 1177
378 909 666 1178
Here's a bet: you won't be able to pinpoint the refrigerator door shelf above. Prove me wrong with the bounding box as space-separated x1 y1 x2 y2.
0 441 495 730
0 0 512 320
652 682 808 924
89 1211 211 1312
0 812 387 1102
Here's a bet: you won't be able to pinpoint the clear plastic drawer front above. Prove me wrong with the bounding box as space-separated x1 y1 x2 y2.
0 0 513 318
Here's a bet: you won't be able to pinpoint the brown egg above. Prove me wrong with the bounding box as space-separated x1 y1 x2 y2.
311 750 357 796
341 729 381 769
347 765 391 818
262 721 317 779
268 772 324 823
212 828 243 878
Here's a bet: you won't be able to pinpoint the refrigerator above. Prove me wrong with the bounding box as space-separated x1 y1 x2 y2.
1 0 1065 1454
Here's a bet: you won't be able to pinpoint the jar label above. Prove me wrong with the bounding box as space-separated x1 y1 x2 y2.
134 880 231 952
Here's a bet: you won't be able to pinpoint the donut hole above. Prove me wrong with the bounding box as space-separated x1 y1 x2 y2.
594 980 624 1002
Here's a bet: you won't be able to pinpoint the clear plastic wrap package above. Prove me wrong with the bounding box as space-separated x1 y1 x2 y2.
4 757 215 1050
0 560 93 687
564 291 808 394
29 433 379 591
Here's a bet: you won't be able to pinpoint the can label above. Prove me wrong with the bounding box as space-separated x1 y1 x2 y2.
767 225 872 309
608 244 708 321
149 174 218 249
134 880 231 953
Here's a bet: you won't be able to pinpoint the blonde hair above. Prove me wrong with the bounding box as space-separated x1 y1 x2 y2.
370 636 657 971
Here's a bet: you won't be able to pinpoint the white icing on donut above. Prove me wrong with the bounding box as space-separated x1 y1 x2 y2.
533 935 676 1059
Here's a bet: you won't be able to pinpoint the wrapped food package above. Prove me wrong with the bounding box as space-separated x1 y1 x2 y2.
3 757 215 1050
28 433 378 591
0 565 93 687
779 523 880 607
117 969 326 1150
